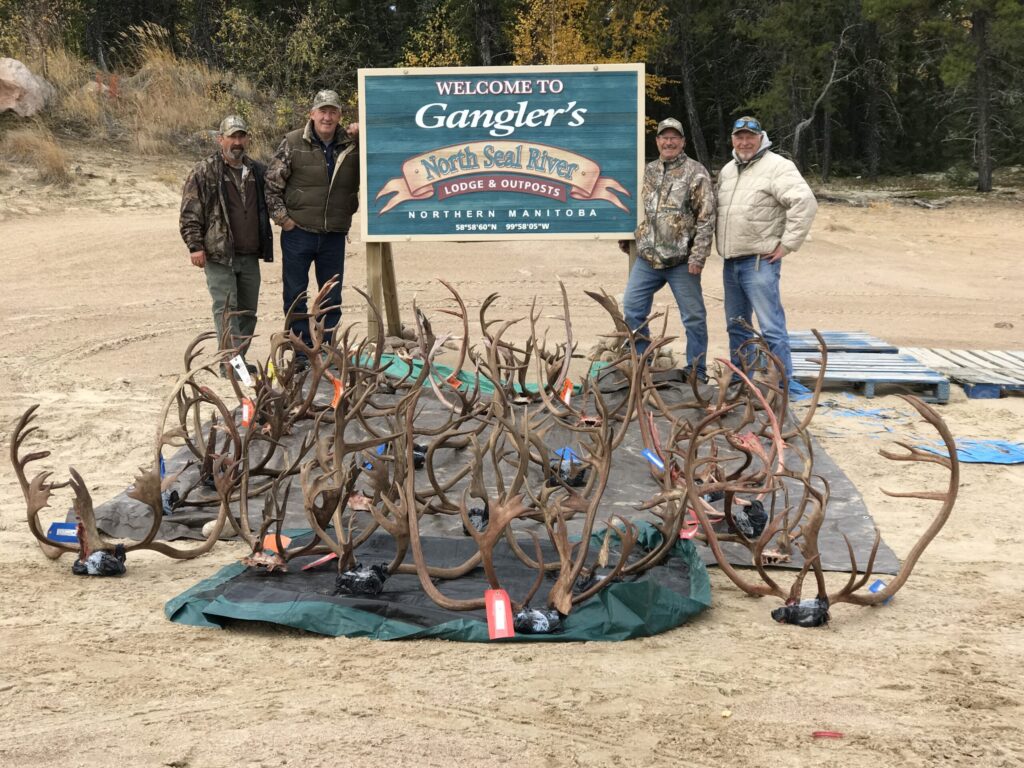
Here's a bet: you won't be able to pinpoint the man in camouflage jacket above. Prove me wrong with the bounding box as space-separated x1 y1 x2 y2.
179 115 273 366
621 118 715 379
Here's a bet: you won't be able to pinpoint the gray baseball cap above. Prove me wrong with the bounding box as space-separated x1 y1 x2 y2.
656 117 685 136
311 89 342 110
218 115 248 136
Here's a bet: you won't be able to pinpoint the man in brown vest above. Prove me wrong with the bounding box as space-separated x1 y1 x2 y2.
179 115 274 374
265 90 360 363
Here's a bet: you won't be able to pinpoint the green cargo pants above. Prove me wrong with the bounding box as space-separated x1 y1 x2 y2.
205 255 261 353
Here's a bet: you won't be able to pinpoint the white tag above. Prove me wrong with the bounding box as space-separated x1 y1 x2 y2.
229 355 253 386
493 598 507 631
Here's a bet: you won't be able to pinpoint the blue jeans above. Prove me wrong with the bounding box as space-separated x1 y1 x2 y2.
281 227 346 347
622 258 707 374
723 256 791 378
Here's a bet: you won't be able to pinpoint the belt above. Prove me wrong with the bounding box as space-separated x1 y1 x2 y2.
729 253 760 263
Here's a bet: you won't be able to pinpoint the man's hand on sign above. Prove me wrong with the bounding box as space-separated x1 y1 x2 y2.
346 122 359 138
190 250 206 268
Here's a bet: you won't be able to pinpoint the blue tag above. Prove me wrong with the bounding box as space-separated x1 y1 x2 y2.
159 454 166 479
47 521 79 544
363 444 387 470
641 448 665 471
554 447 579 463
868 578 893 605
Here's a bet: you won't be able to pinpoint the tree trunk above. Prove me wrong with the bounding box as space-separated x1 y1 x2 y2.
821 108 832 183
972 9 993 192
678 17 710 169
863 21 882 178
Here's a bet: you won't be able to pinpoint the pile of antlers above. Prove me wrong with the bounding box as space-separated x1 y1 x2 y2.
10 281 959 625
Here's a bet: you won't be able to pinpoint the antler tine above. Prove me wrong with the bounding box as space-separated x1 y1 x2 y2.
830 395 959 606
11 406 76 558
682 404 787 598
571 516 638 605
436 279 470 374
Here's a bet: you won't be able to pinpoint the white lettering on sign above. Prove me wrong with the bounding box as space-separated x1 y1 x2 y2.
414 101 588 138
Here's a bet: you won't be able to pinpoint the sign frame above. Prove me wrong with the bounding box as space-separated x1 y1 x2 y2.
357 63 645 243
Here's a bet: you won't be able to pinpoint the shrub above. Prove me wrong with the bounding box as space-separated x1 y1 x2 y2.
3 125 72 184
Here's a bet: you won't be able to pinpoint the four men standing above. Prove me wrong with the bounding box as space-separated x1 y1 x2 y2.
180 100 816 386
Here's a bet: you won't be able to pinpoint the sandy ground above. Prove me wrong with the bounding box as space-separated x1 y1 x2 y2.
1 147 1023 768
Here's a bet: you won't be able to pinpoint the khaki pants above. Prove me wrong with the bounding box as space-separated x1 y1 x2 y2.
205 255 261 353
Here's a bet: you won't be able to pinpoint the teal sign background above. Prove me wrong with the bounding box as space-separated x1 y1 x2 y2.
359 65 643 241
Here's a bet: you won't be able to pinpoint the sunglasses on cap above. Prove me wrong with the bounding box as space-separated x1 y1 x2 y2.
732 118 762 133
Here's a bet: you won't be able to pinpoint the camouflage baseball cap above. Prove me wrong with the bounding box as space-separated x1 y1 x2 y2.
656 117 685 136
218 115 248 136
311 89 342 110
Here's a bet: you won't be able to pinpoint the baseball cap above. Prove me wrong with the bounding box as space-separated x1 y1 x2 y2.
656 117 685 136
311 89 343 110
218 115 248 136
732 116 763 135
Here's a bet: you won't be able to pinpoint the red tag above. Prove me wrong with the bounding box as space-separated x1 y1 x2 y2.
326 373 344 408
559 378 573 405
485 589 515 639
679 510 700 539
241 397 255 428
301 552 338 571
446 373 463 389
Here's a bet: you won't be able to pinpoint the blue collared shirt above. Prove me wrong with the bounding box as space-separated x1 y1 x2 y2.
311 130 337 181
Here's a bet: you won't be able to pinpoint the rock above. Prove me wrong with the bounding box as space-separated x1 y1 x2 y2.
0 58 55 117
995 321 1014 329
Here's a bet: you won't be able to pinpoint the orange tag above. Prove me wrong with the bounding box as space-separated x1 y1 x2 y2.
241 397 255 428
446 373 463 389
485 588 515 640
261 533 292 553
559 378 573 405
327 372 344 408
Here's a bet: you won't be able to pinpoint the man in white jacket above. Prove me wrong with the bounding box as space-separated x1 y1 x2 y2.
716 116 817 381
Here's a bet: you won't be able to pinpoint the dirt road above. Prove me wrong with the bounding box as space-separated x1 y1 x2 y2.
1 162 1023 767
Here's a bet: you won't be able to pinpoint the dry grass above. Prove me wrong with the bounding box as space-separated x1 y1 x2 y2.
13 25 300 160
3 126 72 184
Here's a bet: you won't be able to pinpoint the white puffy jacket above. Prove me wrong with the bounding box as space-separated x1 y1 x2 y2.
715 135 818 259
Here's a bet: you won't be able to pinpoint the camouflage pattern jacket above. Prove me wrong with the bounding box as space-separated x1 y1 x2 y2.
634 154 715 269
179 153 274 265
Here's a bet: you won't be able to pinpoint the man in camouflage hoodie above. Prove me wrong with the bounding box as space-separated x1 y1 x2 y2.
622 117 715 380
179 115 273 367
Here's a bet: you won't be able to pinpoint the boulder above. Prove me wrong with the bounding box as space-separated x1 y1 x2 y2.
0 58 55 117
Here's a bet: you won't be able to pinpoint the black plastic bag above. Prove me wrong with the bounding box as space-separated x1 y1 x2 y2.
71 544 127 576
461 506 489 536
334 562 389 596
771 597 830 627
513 607 563 634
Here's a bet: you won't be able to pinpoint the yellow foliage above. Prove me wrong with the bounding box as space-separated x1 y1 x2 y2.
511 0 669 107
400 0 473 67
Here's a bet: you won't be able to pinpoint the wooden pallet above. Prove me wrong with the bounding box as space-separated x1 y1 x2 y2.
789 330 898 354
792 351 949 403
902 347 1024 399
